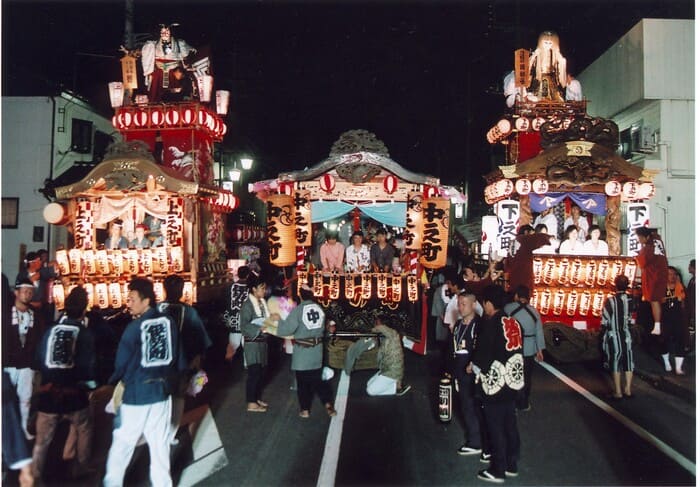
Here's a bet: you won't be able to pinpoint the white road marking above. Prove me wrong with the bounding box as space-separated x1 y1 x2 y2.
316 370 351 487
539 360 696 476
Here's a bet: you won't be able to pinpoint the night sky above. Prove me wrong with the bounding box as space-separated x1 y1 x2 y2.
2 0 694 209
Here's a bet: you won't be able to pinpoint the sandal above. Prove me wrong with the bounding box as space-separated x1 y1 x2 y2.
299 410 310 418
325 404 337 417
247 403 267 413
257 400 269 407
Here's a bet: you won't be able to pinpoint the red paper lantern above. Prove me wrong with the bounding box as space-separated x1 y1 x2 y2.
423 185 438 198
198 109 207 126
117 111 133 128
279 182 294 196
206 112 216 131
383 174 399 194
150 108 165 126
234 226 244 241
320 174 335 193
182 107 196 125
165 108 180 126
221 123 228 136
133 110 148 127
112 115 118 129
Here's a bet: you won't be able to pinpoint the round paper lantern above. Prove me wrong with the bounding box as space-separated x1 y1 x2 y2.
622 182 639 200
181 107 196 125
515 117 530 131
496 119 512 136
604 180 622 197
112 115 118 129
150 108 165 126
117 111 133 128
206 112 216 131
234 226 244 242
43 202 67 224
495 179 514 198
279 182 294 196
515 179 532 195
230 195 239 210
320 174 335 193
198 109 207 126
638 182 655 199
133 110 148 127
165 108 180 126
532 117 546 131
532 178 549 195
423 185 438 198
221 123 228 136
383 174 399 194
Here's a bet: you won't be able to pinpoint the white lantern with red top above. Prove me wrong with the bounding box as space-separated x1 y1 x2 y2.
383 174 399 194
532 178 549 195
320 174 335 193
605 180 622 197
515 179 532 195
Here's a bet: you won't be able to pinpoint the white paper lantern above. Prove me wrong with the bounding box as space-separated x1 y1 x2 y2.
515 117 530 131
532 178 549 195
604 180 622 197
515 179 532 195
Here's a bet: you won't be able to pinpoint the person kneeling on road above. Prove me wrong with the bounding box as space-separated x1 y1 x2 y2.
366 315 411 397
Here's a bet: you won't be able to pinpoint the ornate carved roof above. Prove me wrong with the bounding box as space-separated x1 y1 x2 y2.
278 129 440 186
54 141 220 200
486 141 657 187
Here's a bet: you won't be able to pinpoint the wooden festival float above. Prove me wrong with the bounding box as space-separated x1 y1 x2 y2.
481 32 658 337
43 28 238 312
250 130 466 361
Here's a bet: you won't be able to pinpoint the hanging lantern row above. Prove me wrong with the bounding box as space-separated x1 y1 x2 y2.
605 181 656 201
532 256 636 289
486 114 574 144
112 105 227 139
531 287 612 318
53 278 195 311
297 271 419 304
207 192 239 212
231 224 267 243
55 246 185 277
485 178 655 204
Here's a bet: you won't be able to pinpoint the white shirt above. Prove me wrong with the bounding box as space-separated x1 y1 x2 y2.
534 212 559 238
345 244 370 273
583 239 609 256
566 79 583 101
563 216 589 243
559 239 585 255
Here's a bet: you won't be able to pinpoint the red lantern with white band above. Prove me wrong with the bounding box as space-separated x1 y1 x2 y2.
133 110 148 127
182 107 195 125
383 174 398 194
150 108 165 126
165 108 180 126
320 174 335 193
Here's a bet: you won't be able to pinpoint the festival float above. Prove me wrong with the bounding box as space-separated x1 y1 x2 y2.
481 32 658 353
250 129 466 360
44 24 237 311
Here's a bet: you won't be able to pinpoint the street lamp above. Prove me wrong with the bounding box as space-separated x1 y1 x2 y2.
240 157 253 170
229 166 242 182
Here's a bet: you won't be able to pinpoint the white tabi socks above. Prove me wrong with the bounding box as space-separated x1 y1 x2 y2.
662 353 672 372
674 356 685 375
651 322 662 335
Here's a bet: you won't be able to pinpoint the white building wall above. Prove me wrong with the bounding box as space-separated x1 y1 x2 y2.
2 94 115 282
579 19 695 281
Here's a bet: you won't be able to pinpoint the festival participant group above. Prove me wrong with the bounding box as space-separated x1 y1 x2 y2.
1 207 694 486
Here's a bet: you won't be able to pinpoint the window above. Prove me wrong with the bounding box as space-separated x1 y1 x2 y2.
2 197 19 229
71 118 93 154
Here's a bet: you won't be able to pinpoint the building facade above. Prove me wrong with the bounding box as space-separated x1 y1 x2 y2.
2 93 117 282
578 18 695 278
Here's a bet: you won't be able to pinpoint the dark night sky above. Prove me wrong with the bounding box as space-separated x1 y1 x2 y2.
2 0 694 208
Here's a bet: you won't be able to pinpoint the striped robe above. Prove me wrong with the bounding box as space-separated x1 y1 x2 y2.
601 292 634 372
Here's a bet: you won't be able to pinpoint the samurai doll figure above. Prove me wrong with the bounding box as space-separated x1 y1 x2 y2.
141 23 196 102
528 31 567 102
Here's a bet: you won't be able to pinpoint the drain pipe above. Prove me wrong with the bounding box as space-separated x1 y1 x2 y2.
47 96 57 254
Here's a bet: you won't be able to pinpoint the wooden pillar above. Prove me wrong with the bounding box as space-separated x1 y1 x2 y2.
353 207 361 231
519 194 532 228
606 195 621 256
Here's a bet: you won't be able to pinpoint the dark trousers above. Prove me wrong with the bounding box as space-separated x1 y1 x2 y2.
456 374 489 450
296 368 333 411
517 355 535 409
246 364 264 403
483 400 520 477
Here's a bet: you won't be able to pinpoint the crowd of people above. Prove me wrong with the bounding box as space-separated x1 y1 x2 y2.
2 218 694 485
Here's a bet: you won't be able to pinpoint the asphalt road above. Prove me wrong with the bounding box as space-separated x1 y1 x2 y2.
200 343 695 487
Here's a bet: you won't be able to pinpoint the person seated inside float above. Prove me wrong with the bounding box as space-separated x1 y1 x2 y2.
533 207 558 238
533 224 559 254
371 228 395 273
131 224 151 249
345 230 371 273
558 225 584 255
583 225 609 256
320 230 345 273
104 219 128 249
564 204 589 244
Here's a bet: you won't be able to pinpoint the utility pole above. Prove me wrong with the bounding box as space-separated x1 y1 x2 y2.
124 0 135 50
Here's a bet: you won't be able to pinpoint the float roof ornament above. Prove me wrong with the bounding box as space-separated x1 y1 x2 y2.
279 129 439 186
54 141 220 200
